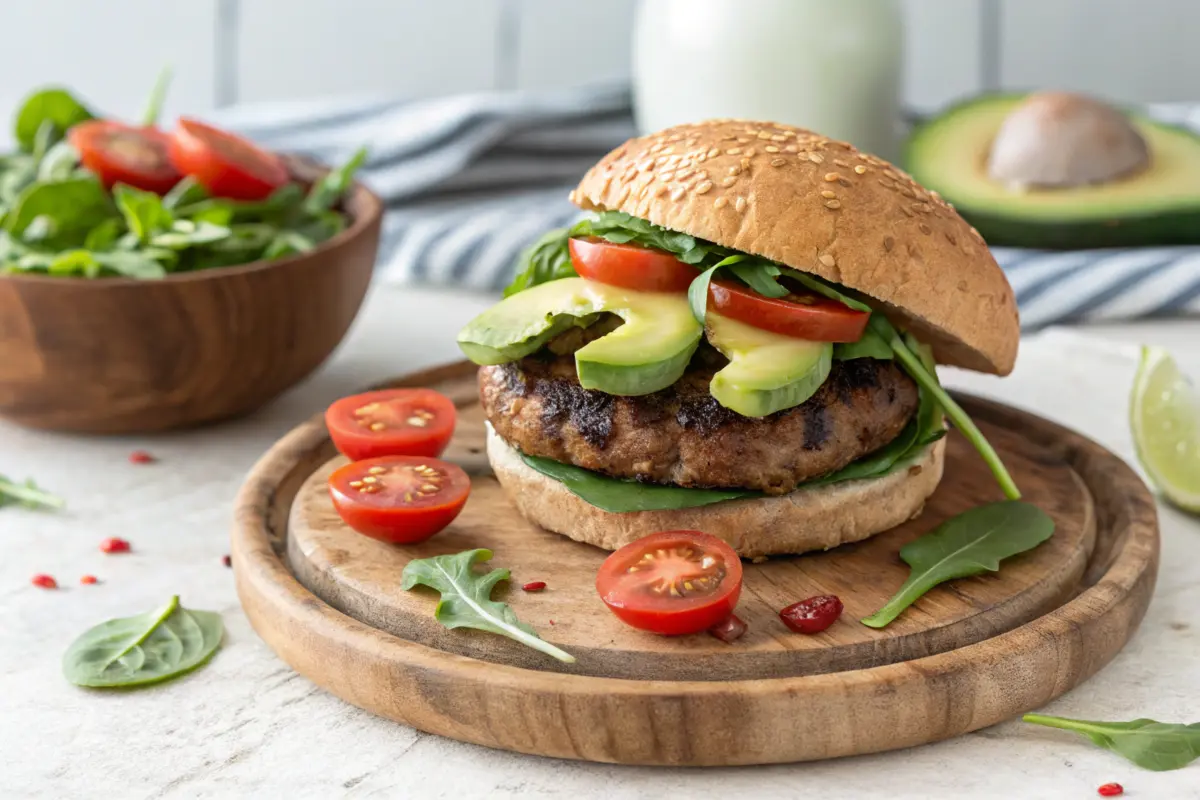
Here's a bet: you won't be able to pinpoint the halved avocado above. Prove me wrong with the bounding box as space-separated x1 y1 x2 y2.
906 93 1200 249
705 312 832 418
457 277 702 396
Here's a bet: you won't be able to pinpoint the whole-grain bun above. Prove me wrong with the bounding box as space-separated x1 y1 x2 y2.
570 119 1019 375
487 425 945 558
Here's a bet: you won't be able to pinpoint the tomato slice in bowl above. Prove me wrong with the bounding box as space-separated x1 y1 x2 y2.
708 279 869 342
569 237 697 292
167 117 290 201
328 455 470 543
68 120 182 194
596 530 743 636
326 389 457 461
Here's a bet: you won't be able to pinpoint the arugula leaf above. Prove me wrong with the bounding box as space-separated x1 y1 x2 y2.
0 474 65 510
14 88 93 152
94 250 170 279
37 141 80 182
1023 714 1200 772
781 267 874 312
834 327 893 361
861 501 1055 628
62 595 224 688
162 176 208 210
504 226 574 297
114 184 173 242
729 261 789 298
4 178 115 248
83 218 123 251
151 220 231 249
31 120 61 163
263 231 316 260
522 452 755 511
304 146 368 214
687 256 746 324
401 549 574 663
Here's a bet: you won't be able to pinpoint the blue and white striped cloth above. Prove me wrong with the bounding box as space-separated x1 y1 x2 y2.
211 84 1200 331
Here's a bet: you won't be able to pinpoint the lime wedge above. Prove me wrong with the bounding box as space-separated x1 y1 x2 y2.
1130 346 1200 513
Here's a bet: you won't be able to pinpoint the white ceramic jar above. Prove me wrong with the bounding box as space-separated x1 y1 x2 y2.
632 0 905 162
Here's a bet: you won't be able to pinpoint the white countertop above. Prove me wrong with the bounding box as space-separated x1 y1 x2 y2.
3 284 1199 800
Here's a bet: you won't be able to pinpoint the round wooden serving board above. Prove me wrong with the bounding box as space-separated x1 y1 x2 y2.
232 361 1160 766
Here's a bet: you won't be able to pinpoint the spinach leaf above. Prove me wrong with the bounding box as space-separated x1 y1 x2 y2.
1023 714 1200 772
687 256 746 324
4 177 115 248
62 595 224 688
114 184 173 242
834 327 893 361
83 218 123 251
263 231 316 259
504 226 574 297
151 220 231 249
14 88 93 152
581 210 714 264
37 141 80 182
0 474 64 510
521 452 755 512
729 261 789 298
304 146 368 214
401 549 574 663
861 501 1055 628
0 157 37 208
162 176 208 210
31 120 61 162
94 250 170 279
780 267 873 312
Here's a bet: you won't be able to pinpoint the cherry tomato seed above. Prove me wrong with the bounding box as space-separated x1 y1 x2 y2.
779 594 844 634
522 581 547 592
80 575 99 585
129 450 156 464
31 574 58 589
222 554 232 568
100 537 132 554
1097 784 1124 797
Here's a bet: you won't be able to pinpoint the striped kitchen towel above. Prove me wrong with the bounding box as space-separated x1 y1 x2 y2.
211 85 1200 331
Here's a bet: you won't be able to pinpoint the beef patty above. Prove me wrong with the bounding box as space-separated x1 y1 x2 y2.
479 345 919 495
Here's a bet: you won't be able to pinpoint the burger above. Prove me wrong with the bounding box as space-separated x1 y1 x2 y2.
456 119 1020 558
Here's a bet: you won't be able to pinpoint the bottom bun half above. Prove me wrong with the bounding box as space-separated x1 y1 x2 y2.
486 425 946 558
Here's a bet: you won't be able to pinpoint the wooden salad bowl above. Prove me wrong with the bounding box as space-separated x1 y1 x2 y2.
0 169 382 434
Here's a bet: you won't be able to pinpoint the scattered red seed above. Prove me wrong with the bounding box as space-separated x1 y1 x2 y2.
1097 783 1124 797
222 554 232 568
708 613 748 644
779 594 844 634
31 574 58 589
549 619 556 625
522 581 547 592
99 537 131 554
129 450 156 464
80 575 99 585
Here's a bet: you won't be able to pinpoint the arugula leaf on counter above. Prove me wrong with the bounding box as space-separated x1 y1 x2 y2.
861 501 1055 628
1023 714 1200 772
401 549 575 663
62 595 224 688
0 474 65 511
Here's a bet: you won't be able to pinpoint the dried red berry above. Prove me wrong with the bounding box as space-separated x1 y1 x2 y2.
1097 783 1124 797
129 450 156 464
222 554 232 568
80 575 98 585
31 574 58 589
708 613 748 643
779 594 844 634
99 537 131 554
522 581 547 592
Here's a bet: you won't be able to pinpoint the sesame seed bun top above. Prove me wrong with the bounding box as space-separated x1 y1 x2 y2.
569 119 1019 376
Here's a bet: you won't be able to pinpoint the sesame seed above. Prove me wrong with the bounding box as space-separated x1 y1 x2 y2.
833 159 850 167
720 175 737 187
757 130 772 140
655 185 668 196
771 133 787 142
821 190 836 198
819 253 836 267
714 196 728 209
919 224 932 235
734 196 747 212
696 180 713 194
736 137 750 144
744 147 756 158
726 147 742 155
825 200 842 210
617 186 631 203
809 153 825 164
769 158 785 167
946 233 957 245
765 145 780 153
728 165 741 176
784 144 798 153
707 147 720 158
883 236 895 252
854 165 867 174
824 173 840 182
675 169 693 181
637 158 654 172
740 157 751 169
900 207 914 216
669 186 685 201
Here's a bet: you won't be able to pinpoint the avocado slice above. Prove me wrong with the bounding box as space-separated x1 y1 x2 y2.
457 277 702 396
906 93 1200 248
705 312 832 418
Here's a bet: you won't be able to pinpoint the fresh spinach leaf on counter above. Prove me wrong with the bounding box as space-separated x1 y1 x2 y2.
14 88 93 153
1022 714 1200 772
861 501 1055 629
62 595 224 688
401 549 575 663
0 474 64 511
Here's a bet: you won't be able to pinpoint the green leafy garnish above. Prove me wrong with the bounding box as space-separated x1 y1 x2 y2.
861 501 1055 628
401 549 574 663
0 474 64 510
522 453 756 511
14 88 93 153
1023 714 1200 772
140 66 172 128
62 595 224 688
305 146 368 214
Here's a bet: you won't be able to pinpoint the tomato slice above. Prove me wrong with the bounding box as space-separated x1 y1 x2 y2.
708 279 869 342
167 117 290 201
596 530 743 636
326 389 457 462
67 120 182 194
568 237 696 292
328 455 470 543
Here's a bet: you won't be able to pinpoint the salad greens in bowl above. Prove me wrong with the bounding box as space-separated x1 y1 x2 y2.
0 74 382 434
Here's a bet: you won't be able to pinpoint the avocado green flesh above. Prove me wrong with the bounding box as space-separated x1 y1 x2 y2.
456 277 702 396
906 93 1200 248
706 312 833 417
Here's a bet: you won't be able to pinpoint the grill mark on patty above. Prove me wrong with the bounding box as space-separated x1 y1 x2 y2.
802 404 830 450
534 377 615 449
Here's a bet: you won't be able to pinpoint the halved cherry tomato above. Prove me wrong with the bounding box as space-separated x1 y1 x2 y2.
596 530 743 636
326 389 457 461
328 455 469 543
708 279 869 342
569 237 696 292
167 117 289 201
68 120 182 194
